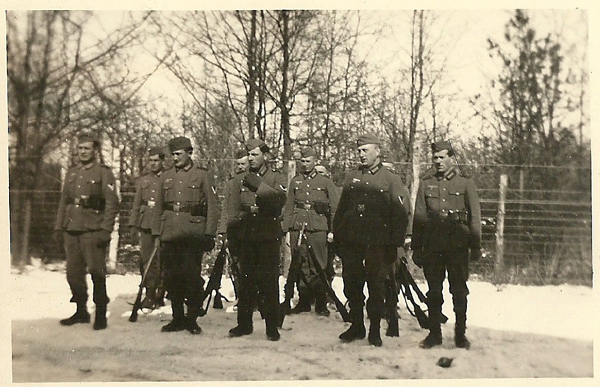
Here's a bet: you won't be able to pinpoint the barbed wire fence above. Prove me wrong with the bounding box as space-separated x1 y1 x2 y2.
11 160 592 286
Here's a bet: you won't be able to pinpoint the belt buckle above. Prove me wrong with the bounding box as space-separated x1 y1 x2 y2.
147 200 155 208
357 204 365 213
303 203 312 210
250 205 259 214
173 204 181 212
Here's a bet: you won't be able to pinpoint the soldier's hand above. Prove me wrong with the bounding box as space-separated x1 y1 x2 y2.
412 248 425 268
96 229 112 248
216 233 226 249
53 230 64 246
129 226 140 245
243 173 261 192
154 237 161 248
469 248 482 262
403 235 412 252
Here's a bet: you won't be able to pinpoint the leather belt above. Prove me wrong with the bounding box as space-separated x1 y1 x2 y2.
241 204 260 214
295 203 312 210
66 196 105 211
164 202 201 213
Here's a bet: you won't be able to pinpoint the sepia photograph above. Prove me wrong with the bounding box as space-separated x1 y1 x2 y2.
2 1 596 385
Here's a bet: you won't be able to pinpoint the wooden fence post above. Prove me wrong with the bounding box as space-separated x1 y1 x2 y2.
495 174 508 283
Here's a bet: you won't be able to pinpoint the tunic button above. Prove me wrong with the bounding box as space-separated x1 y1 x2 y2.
442 199 446 202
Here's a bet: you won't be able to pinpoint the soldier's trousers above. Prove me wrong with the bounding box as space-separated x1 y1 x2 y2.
64 230 109 306
161 239 205 311
423 250 470 330
139 228 160 289
289 230 328 294
337 243 396 323
236 239 280 327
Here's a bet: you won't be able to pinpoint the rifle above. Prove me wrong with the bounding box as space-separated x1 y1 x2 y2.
302 232 351 323
198 241 228 316
396 256 448 329
129 245 159 322
228 248 240 300
278 223 306 327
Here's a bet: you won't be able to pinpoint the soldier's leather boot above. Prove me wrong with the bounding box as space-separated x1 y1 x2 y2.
93 305 107 330
162 301 186 332
229 307 253 337
228 325 253 337
213 292 224 309
386 314 399 337
60 304 90 326
339 323 366 343
265 318 280 341
140 288 156 310
156 288 166 307
186 308 202 335
314 293 330 317
290 292 312 314
368 319 383 347
419 329 442 349
454 315 470 349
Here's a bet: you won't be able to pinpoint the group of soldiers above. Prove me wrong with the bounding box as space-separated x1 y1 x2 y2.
54 131 481 349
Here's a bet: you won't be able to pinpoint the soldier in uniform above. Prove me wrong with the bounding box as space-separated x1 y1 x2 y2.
216 147 250 306
152 136 219 334
332 133 410 346
129 146 165 309
282 147 340 316
227 138 287 341
54 132 120 330
412 140 481 349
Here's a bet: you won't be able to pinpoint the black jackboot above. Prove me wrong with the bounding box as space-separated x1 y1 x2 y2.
60 304 90 326
186 307 202 335
368 319 383 347
454 296 470 349
93 305 107 330
229 306 253 337
314 292 330 316
339 306 366 343
420 305 442 348
162 301 186 332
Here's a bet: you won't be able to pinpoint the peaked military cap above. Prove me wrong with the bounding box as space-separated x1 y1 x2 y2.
245 138 269 153
168 136 193 152
77 132 100 145
356 132 381 146
234 148 248 159
300 147 317 158
148 146 165 157
431 140 454 156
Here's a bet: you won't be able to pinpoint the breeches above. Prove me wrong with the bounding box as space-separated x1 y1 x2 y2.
423 249 470 310
162 239 205 309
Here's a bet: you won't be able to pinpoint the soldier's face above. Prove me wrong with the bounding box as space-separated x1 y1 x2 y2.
300 156 316 174
172 149 192 168
148 155 163 173
357 144 380 168
248 147 265 171
78 142 96 164
433 150 452 173
235 156 249 173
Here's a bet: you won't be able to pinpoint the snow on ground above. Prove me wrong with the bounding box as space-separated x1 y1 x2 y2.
7 259 596 383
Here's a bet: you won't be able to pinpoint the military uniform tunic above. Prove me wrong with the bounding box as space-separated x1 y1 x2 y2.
153 161 219 312
411 166 481 329
282 169 340 293
226 164 287 329
333 163 410 323
54 160 120 305
129 170 163 288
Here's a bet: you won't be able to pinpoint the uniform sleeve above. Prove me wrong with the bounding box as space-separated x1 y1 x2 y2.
152 178 164 236
332 175 351 234
327 178 341 231
411 179 427 250
217 179 231 234
282 177 296 231
54 170 68 231
203 169 220 236
255 171 287 215
389 174 410 246
466 178 481 249
101 168 120 232
129 178 143 228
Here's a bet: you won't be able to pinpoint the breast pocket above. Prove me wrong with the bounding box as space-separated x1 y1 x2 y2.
188 180 202 202
424 187 439 210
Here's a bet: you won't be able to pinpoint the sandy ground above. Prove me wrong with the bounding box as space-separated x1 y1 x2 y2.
6 259 596 385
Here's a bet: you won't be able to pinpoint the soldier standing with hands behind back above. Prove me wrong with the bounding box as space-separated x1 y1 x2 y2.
54 132 120 330
412 140 481 350
153 136 219 335
129 146 165 309
332 133 410 347
227 139 287 341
